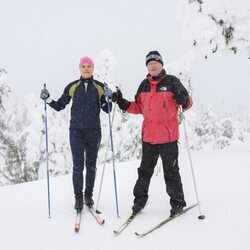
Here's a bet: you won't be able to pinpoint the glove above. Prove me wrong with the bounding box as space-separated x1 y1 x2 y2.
104 84 113 98
40 89 50 100
111 88 122 103
172 84 189 107
111 88 130 111
173 92 188 106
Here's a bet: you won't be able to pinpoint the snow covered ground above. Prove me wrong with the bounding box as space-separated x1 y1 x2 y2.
0 142 249 250
1 1 250 249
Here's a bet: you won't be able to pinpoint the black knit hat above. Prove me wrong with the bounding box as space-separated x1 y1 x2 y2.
146 51 163 66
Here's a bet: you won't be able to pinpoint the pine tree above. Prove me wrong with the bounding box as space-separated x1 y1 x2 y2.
0 69 38 185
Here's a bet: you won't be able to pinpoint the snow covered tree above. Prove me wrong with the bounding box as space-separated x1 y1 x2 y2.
112 108 142 162
167 51 194 94
0 69 40 185
39 104 72 177
174 0 250 151
189 104 245 150
172 0 250 102
94 49 116 84
93 50 143 163
177 0 250 58
0 67 73 185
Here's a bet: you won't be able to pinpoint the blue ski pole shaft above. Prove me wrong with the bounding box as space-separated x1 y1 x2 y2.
106 97 120 218
43 83 51 218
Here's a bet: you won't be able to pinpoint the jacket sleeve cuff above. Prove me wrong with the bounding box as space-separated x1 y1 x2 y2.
101 101 112 113
182 96 193 110
118 98 130 111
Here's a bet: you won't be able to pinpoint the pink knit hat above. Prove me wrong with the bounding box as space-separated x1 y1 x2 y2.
79 56 94 69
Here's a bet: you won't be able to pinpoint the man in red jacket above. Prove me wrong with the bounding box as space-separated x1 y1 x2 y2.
112 51 193 217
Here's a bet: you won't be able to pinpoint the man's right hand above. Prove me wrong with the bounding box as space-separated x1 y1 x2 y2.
111 88 123 103
111 87 130 111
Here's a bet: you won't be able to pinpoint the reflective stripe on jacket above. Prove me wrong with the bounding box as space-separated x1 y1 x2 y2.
49 77 111 129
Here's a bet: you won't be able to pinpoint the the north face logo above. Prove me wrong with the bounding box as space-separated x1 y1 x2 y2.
159 87 167 91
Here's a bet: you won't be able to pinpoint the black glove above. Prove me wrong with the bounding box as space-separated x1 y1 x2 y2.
173 92 188 105
111 88 122 103
172 85 189 107
111 88 130 111
118 98 130 111
40 89 50 100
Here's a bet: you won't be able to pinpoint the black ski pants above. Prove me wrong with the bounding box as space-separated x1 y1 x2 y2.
133 141 186 209
70 128 101 198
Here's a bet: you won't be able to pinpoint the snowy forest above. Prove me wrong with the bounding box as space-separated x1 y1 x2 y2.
0 0 250 186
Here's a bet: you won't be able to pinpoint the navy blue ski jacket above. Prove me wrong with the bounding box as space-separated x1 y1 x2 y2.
49 76 112 129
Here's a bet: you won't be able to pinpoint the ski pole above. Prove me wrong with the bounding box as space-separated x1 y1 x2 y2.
43 83 51 218
180 107 205 220
104 84 120 218
95 103 117 214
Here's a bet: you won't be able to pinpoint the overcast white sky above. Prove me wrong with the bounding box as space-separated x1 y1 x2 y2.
1 0 249 107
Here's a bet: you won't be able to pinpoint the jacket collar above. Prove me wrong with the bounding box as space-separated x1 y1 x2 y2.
147 69 167 84
80 75 93 83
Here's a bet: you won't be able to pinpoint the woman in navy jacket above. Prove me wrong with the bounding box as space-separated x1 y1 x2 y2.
40 56 112 211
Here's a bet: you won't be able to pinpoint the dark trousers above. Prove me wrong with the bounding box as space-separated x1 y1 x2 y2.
70 128 101 198
133 141 186 209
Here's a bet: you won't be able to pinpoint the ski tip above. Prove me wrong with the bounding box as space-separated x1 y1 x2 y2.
75 227 79 233
113 230 119 234
135 232 141 237
101 219 105 225
198 215 206 220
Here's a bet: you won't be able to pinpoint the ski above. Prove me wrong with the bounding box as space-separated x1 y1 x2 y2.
135 203 198 237
74 210 82 233
87 207 105 225
113 213 137 235
74 207 104 232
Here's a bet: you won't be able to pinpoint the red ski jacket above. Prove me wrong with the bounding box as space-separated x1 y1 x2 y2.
127 72 193 144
